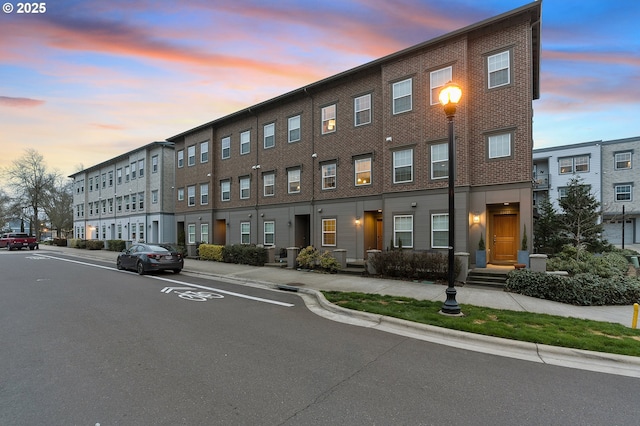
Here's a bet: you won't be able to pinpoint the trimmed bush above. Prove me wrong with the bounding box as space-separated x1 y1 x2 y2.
53 238 67 247
296 246 319 269
547 246 630 278
199 244 224 261
222 244 267 266
505 269 640 306
106 240 126 252
367 250 461 281
85 240 104 250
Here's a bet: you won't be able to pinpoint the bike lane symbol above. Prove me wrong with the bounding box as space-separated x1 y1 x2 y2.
161 287 225 302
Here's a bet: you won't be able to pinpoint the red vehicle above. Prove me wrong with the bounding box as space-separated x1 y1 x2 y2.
0 233 39 250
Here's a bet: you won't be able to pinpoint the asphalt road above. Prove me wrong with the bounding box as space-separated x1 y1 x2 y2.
1 248 639 425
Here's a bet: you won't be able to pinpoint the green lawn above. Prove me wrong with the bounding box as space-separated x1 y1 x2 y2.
322 291 640 357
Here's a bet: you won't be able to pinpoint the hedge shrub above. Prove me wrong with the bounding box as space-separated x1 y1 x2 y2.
85 240 104 250
198 244 224 261
222 244 267 266
368 250 461 281
505 269 640 306
295 246 342 273
106 240 126 252
546 246 630 278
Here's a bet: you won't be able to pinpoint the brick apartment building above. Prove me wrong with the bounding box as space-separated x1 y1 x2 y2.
70 141 176 245
167 1 542 264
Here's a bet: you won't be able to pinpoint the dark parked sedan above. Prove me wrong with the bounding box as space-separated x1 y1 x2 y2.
117 243 183 275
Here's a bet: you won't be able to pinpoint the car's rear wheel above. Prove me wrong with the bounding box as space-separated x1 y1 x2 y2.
136 261 145 275
117 258 123 270
173 269 181 274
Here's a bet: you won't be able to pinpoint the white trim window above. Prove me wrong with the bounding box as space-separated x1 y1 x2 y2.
431 143 448 179
393 149 413 183
488 133 511 159
322 163 336 190
392 78 412 114
177 188 184 201
431 214 449 249
200 141 209 163
322 218 336 246
131 162 136 179
151 190 158 204
264 221 275 246
355 157 371 186
177 150 184 168
187 145 196 166
200 183 208 205
430 66 452 105
152 155 158 173
221 180 230 201
187 185 196 207
263 172 275 196
240 177 250 199
288 169 301 194
288 115 300 143
188 224 196 244
615 152 632 170
221 136 231 159
393 215 413 248
240 222 250 245
240 130 250 155
264 123 275 149
200 223 209 244
322 104 336 134
559 155 590 174
354 94 371 126
138 160 144 178
488 51 510 88
615 184 632 201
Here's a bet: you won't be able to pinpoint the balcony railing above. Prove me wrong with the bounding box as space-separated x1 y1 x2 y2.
533 174 550 190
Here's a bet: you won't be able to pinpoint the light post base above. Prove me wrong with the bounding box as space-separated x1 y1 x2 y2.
440 286 462 316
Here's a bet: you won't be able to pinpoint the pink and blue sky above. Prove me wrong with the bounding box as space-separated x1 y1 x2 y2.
1 0 639 178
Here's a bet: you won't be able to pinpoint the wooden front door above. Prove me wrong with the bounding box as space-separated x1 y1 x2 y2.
376 219 383 250
493 214 518 263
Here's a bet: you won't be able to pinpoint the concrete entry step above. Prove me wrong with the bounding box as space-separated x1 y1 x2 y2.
467 268 510 288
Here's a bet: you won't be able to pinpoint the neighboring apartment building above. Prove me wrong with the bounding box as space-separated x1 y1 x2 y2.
167 2 541 264
533 136 640 246
70 141 176 244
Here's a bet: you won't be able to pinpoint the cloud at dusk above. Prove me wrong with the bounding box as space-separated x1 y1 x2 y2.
0 0 639 176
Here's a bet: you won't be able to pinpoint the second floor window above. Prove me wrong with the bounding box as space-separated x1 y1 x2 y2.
188 145 196 166
615 152 632 170
187 185 195 206
222 137 231 159
615 184 632 201
322 163 336 190
559 155 589 174
354 94 371 126
240 131 250 155
177 150 184 168
488 133 511 159
288 169 301 193
431 143 448 179
288 115 300 143
221 181 230 201
393 149 413 183
177 188 184 201
263 172 275 196
240 177 250 199
355 157 371 186
200 183 208 205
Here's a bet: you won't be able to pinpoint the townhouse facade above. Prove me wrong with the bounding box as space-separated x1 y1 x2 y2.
70 141 176 245
167 2 542 264
533 136 640 246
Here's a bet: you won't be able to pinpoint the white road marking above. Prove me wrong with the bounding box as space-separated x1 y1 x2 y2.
35 254 294 307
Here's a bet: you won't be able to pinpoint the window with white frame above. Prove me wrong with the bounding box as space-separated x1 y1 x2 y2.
200 141 209 163
322 104 336 134
89 177 93 192
187 145 196 166
430 66 452 105
138 160 144 178
615 184 632 201
559 155 589 174
393 149 413 183
288 115 300 143
263 172 275 196
131 162 136 179
125 166 130 182
187 185 195 206
431 214 449 248
200 223 209 244
131 193 136 211
355 157 371 186
151 190 158 204
152 155 158 173
240 131 250 155
431 143 448 179
240 222 250 244
221 136 231 159
138 192 144 210
393 215 413 248
354 94 371 126
221 180 230 201
177 188 184 201
108 171 113 186
117 168 122 184
322 218 336 246
488 133 511 159
264 221 275 246
615 152 632 170
488 50 510 88
187 224 196 244
322 163 336 190
392 78 412 114
240 177 250 199
177 150 184 168
288 169 301 193
124 195 130 211
200 183 208 205
558 187 568 199
264 123 275 149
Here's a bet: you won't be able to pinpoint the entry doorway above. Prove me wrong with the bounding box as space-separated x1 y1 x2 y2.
488 204 519 264
363 210 383 252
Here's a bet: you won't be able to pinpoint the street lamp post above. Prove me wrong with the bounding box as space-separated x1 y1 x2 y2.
439 81 462 315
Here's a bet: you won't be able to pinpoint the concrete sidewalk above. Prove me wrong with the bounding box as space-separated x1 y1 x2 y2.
34 244 640 378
